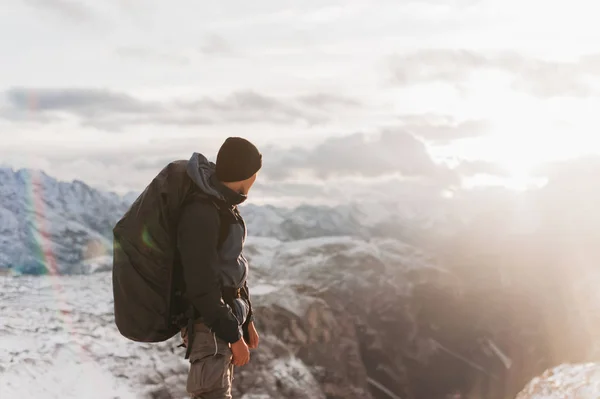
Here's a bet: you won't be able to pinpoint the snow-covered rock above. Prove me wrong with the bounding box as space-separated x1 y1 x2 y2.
0 167 130 274
0 236 463 399
4 234 598 399
3 163 600 398
516 363 600 399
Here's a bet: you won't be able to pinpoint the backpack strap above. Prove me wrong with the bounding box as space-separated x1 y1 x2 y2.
211 200 232 251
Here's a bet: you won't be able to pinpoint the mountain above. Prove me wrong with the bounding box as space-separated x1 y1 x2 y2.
4 235 599 399
0 236 524 398
3 164 600 398
0 167 465 275
0 168 130 274
241 198 468 243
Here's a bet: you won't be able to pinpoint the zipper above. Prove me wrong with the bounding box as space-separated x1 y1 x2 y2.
213 332 218 356
236 207 249 288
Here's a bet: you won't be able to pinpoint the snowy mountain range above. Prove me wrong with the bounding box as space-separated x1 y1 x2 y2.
2 164 600 398
0 166 465 275
0 168 129 274
3 234 598 399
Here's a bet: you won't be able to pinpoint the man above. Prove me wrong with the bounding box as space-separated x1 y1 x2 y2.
178 137 262 398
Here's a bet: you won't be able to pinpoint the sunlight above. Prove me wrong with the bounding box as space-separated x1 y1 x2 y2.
442 104 600 191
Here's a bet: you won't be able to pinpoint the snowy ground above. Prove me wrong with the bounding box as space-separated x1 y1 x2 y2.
0 272 188 399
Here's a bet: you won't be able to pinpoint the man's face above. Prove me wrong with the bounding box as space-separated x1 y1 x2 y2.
240 173 258 196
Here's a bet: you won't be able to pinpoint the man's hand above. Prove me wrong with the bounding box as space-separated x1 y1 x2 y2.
247 322 260 349
231 338 250 366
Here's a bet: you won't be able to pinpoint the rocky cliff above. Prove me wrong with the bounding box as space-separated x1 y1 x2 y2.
4 235 597 399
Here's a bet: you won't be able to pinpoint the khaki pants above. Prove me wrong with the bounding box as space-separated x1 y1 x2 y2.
183 323 234 399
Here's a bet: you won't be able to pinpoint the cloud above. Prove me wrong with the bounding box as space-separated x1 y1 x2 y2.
398 114 488 143
0 88 361 129
390 49 600 98
6 87 159 115
23 0 94 22
115 47 191 65
249 174 449 207
199 34 234 55
454 160 510 177
533 156 600 187
297 93 362 108
261 130 459 185
1 129 461 198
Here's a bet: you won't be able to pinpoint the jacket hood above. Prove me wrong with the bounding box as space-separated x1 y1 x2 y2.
186 152 247 205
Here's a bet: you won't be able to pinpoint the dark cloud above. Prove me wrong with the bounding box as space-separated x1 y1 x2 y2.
390 49 600 98
6 87 159 116
399 114 488 143
23 0 94 22
261 130 459 185
0 88 361 129
115 47 191 65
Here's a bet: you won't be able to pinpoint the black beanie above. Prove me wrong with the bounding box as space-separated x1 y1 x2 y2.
215 137 262 182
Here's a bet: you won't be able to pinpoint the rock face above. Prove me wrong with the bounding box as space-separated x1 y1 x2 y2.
516 363 600 399
0 236 467 399
5 235 596 399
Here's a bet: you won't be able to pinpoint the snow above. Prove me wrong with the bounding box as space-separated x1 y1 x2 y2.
250 283 281 296
268 356 325 399
0 347 139 399
82 255 113 273
0 273 191 399
516 363 600 399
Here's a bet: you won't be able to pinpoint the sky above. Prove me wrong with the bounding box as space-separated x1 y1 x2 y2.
1 0 600 204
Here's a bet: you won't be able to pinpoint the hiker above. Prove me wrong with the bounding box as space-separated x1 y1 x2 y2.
179 137 262 398
112 137 262 399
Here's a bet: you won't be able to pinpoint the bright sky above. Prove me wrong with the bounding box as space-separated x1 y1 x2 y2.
1 0 599 200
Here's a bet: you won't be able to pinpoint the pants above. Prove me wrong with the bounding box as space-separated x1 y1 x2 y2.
183 323 234 399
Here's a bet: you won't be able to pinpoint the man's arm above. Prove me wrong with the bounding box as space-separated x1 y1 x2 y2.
177 201 242 344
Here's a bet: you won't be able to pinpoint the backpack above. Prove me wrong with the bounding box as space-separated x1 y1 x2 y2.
111 160 229 343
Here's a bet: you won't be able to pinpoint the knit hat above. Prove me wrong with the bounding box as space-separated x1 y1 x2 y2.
215 137 262 182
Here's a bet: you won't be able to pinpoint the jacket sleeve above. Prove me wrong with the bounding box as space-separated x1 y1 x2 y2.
177 201 242 344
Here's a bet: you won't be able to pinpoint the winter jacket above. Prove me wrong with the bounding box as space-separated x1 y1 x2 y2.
177 152 254 344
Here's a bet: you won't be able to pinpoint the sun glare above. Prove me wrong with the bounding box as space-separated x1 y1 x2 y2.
438 114 600 191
